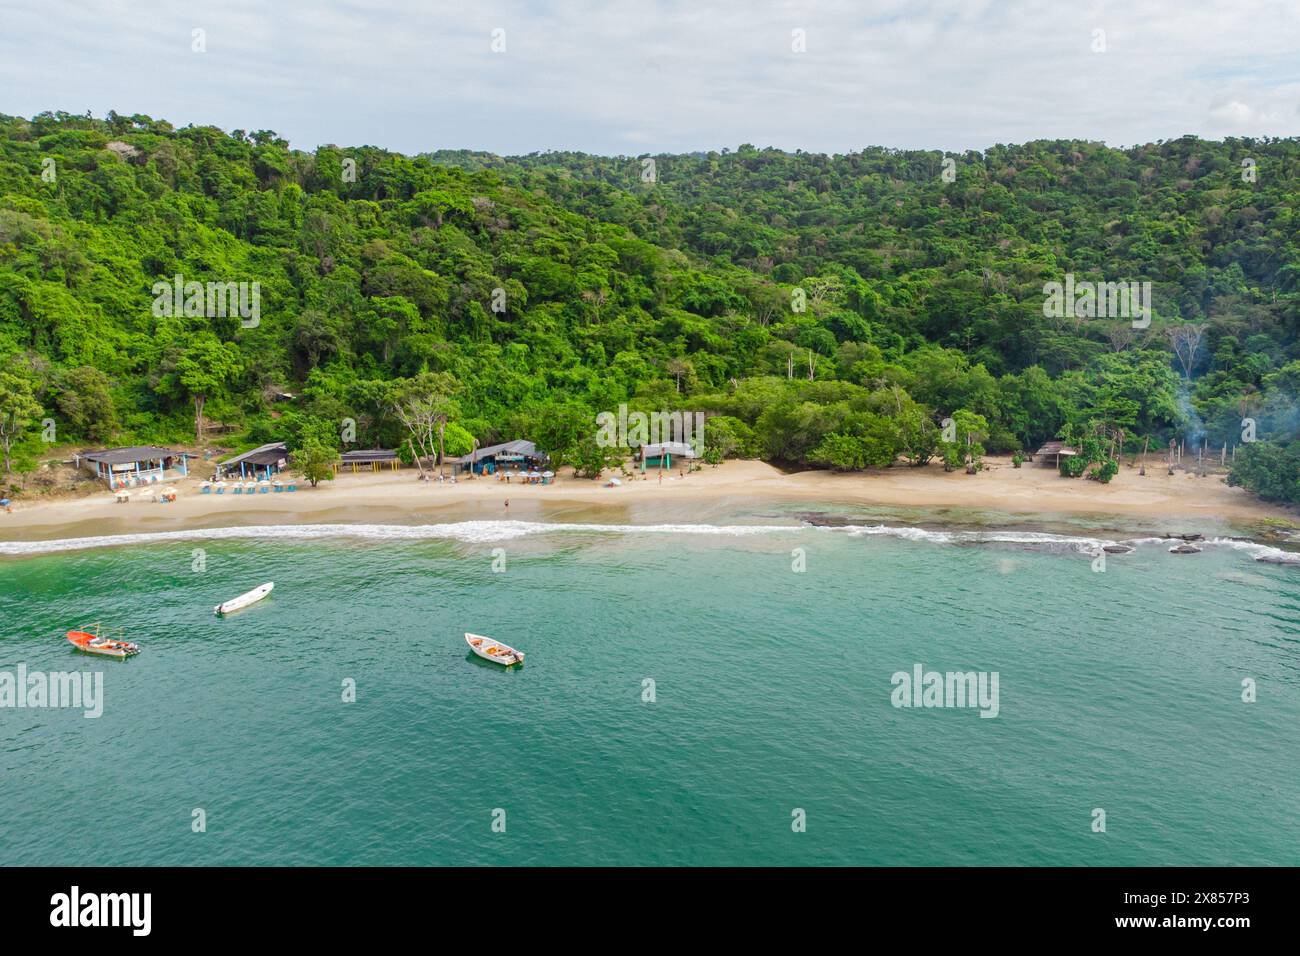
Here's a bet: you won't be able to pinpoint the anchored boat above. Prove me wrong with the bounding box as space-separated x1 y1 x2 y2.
465 632 525 667
67 624 140 659
214 582 274 615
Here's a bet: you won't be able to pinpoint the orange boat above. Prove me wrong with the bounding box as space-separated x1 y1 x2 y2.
66 624 140 659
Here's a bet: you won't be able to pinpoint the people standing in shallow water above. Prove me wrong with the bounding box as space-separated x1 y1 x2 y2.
504 499 509 510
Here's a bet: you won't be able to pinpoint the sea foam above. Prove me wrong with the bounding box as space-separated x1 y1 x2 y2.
0 521 803 555
0 520 1296 564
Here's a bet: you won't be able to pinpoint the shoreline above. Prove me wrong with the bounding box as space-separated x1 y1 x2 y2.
0 457 1295 551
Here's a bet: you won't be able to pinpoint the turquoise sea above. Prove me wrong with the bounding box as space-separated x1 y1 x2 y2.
1 509 1298 866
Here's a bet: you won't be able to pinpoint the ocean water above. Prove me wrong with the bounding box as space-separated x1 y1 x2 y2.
1 514 1298 866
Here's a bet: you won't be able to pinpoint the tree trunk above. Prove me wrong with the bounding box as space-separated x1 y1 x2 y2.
437 421 446 479
409 438 427 480
194 395 205 443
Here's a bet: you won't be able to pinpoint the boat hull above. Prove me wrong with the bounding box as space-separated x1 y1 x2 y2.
66 630 139 659
215 582 274 615
465 632 525 667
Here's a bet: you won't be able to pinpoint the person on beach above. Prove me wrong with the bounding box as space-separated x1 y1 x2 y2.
504 499 509 509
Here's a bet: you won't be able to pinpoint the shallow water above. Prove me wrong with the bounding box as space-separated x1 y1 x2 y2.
1 514 1297 865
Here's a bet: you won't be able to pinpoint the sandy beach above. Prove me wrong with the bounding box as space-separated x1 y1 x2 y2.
0 457 1292 544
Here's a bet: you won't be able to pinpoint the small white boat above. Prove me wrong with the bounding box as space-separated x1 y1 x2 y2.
214 582 274 615
465 632 525 667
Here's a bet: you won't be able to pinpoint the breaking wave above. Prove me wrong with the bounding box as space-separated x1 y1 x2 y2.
1 521 1297 565
0 520 804 555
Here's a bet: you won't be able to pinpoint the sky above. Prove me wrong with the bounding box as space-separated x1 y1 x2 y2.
1 0 1298 157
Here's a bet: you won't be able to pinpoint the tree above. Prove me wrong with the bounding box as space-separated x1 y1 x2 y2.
896 407 940 466
0 367 41 473
1167 324 1207 379
666 357 693 393
937 409 989 473
571 435 623 478
702 415 756 461
1228 440 1300 503
175 334 242 442
54 366 116 441
294 438 338 487
393 371 459 477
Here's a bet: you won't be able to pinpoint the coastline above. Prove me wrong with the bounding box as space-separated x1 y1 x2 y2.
0 456 1293 549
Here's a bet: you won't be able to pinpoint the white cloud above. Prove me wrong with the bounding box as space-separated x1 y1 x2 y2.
0 0 1297 154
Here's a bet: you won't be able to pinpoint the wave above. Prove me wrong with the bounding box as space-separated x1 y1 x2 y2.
0 520 804 555
1204 536 1300 565
821 523 1118 554
2 521 1297 565
819 525 1300 564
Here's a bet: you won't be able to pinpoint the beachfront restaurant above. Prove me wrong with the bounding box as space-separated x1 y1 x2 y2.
77 446 191 488
217 442 288 480
336 448 403 474
638 441 699 471
462 439 548 476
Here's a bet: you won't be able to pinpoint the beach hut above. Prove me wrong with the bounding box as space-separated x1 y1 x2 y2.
77 447 191 488
639 441 699 472
463 439 549 477
336 448 403 473
217 442 289 481
1034 441 1078 469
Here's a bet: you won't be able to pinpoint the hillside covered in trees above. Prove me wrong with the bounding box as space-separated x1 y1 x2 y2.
1 111 1298 501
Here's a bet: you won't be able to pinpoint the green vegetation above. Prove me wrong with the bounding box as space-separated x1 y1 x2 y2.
294 438 337 488
1 112 1297 503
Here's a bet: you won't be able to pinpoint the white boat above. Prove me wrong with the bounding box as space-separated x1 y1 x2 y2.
465 632 525 667
214 582 274 615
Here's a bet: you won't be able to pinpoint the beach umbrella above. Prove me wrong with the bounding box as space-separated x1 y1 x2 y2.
542 471 554 478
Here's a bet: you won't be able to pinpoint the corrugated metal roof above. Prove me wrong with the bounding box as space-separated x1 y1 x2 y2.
641 441 699 458
472 439 546 459
219 442 287 469
79 446 183 465
340 448 399 462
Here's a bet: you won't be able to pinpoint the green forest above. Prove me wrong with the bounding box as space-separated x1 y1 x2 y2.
1 110 1298 502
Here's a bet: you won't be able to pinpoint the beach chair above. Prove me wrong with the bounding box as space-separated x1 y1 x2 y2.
272 481 284 493
200 482 211 494
286 481 297 492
